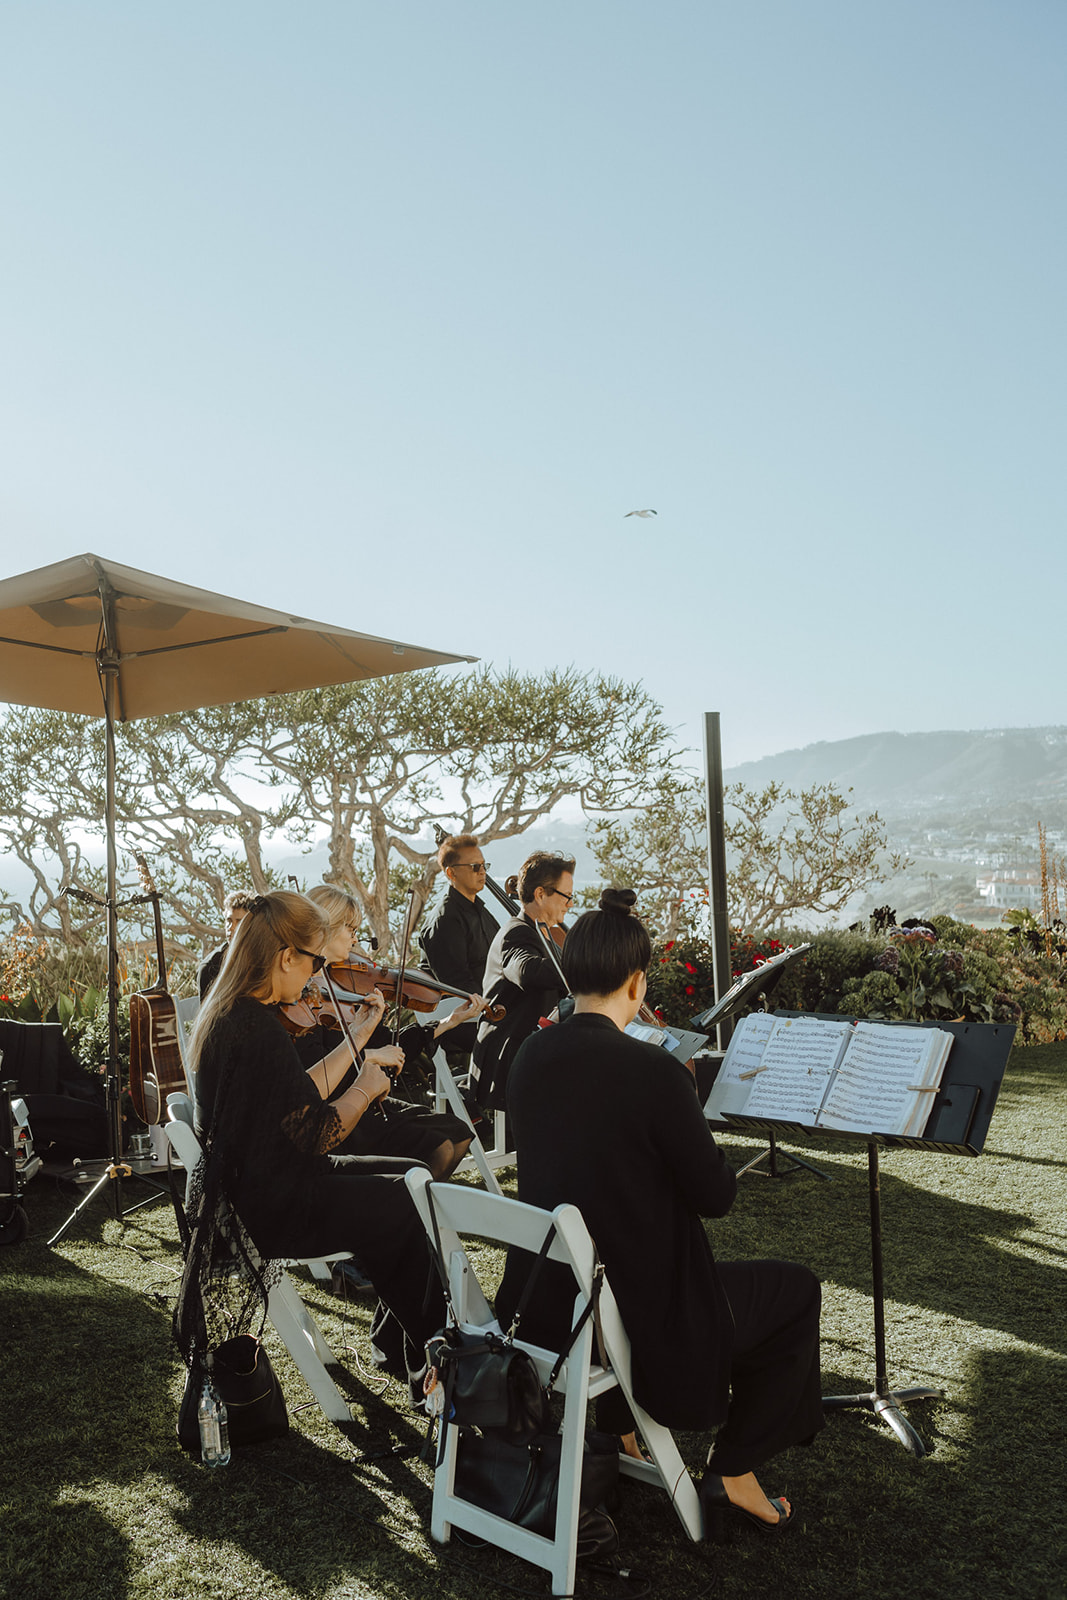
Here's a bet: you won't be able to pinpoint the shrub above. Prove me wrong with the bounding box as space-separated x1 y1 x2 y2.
647 915 1067 1045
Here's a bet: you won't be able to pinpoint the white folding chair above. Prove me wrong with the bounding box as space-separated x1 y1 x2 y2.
172 994 200 1100
420 995 512 1189
164 1095 354 1425
431 1046 504 1195
405 1168 703 1596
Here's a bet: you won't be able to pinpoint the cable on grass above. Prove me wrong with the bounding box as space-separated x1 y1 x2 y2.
436 1541 683 1600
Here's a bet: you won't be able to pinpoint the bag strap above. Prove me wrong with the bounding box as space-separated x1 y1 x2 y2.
167 1140 191 1254
424 1184 557 1333
545 1261 604 1396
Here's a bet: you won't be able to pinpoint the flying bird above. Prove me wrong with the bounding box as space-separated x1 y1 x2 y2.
624 509 657 518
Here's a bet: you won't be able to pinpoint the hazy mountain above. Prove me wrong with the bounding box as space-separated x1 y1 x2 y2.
725 727 1067 823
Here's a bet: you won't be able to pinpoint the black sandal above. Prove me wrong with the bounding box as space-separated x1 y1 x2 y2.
699 1473 795 1543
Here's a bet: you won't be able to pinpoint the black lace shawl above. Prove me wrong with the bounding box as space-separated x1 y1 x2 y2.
173 997 344 1368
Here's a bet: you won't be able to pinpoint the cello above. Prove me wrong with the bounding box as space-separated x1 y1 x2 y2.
127 855 186 1126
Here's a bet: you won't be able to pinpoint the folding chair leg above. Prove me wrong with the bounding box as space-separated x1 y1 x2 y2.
267 1273 352 1424
619 1413 704 1540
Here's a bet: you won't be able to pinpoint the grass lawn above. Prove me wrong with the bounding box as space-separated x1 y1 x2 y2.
2 1043 1064 1600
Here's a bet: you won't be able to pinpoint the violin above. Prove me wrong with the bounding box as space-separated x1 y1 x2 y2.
277 984 369 1037
326 958 506 1024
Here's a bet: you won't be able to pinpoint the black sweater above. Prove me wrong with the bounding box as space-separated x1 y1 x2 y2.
496 1011 738 1431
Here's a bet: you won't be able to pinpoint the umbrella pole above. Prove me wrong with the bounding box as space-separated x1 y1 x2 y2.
102 653 126 1219
47 609 134 1245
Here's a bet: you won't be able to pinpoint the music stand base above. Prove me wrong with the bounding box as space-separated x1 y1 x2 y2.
736 1131 833 1182
823 1386 944 1457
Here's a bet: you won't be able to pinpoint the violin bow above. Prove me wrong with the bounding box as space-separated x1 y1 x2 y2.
317 961 393 1120
391 888 418 1048
533 920 571 992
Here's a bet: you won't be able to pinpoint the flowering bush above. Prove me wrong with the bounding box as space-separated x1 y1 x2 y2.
645 930 792 1027
647 914 1067 1044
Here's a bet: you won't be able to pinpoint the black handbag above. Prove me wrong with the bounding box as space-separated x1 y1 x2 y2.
426 1325 548 1446
423 1191 618 1560
177 1334 289 1451
424 1198 604 1451
454 1429 620 1559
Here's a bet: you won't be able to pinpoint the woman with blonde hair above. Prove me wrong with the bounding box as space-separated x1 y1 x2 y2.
300 882 484 1179
174 890 443 1397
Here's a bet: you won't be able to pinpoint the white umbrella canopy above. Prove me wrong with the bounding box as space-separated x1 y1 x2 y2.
0 552 475 718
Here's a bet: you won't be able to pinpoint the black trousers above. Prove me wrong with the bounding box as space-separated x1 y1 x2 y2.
253 1154 444 1392
598 1259 823 1477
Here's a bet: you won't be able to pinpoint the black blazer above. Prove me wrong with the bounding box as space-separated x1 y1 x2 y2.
496 1011 738 1431
471 914 567 1110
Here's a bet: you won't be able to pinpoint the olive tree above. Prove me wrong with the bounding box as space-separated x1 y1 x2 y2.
588 775 908 936
0 665 678 957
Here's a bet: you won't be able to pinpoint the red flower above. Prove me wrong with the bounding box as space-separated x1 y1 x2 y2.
664 940 676 952
685 984 695 995
684 961 697 974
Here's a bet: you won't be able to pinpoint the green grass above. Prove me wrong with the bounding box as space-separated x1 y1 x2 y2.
2 1045 1065 1600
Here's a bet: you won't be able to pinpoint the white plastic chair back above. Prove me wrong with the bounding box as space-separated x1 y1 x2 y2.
404 1168 702 1595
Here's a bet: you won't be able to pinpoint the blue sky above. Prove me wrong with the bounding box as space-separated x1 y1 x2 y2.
2 1 1063 767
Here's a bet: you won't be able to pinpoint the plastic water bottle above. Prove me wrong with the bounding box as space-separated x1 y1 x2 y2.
197 1376 231 1467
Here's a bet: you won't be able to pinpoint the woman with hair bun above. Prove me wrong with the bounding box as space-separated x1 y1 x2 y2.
496 888 824 1540
471 851 575 1111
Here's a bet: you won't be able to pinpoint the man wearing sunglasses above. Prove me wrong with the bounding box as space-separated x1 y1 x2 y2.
419 834 502 1071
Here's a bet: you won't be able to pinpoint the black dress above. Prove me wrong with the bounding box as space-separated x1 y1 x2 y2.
195 997 443 1371
289 1016 471 1164
495 1012 824 1473
472 915 567 1110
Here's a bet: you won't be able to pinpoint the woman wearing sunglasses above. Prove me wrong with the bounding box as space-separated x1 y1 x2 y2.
298 882 484 1179
175 890 443 1400
472 851 575 1112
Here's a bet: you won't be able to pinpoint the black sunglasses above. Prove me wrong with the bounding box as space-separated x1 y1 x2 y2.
293 946 326 973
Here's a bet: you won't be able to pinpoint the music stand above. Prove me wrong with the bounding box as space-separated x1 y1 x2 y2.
718 1015 1015 1455
692 945 829 1179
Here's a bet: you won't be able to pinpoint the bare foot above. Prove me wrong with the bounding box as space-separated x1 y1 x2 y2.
719 1471 790 1525
619 1432 647 1461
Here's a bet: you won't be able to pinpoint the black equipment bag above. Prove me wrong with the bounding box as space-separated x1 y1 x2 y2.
454 1429 620 1558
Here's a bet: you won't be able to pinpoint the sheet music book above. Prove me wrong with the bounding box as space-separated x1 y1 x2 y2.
704 1013 954 1138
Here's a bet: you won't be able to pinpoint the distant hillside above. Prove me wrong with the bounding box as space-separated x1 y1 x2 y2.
725 727 1067 821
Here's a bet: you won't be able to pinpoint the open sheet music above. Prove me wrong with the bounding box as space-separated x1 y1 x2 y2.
704 1014 954 1138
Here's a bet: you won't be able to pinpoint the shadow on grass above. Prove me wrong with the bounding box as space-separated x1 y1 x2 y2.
712 1083 1065 1365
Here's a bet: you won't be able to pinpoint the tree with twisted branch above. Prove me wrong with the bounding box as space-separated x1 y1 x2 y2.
0 666 677 958
588 775 908 937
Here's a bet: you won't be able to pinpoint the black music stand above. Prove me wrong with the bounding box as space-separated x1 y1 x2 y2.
720 1015 1015 1455
692 945 829 1179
